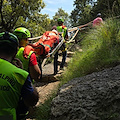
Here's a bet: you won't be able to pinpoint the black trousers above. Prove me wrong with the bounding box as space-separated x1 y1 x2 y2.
54 43 67 73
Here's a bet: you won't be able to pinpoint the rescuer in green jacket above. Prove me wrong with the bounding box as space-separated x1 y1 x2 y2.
54 18 68 74
13 27 42 82
0 32 39 120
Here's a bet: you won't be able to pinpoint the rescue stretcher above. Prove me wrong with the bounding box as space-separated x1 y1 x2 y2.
27 22 92 68
25 31 64 69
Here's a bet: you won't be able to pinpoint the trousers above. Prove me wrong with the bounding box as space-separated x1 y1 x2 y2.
54 43 67 74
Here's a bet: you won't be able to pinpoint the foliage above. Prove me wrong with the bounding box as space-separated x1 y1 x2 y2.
61 18 120 84
70 0 120 27
0 0 46 33
15 14 51 37
50 8 71 28
35 89 58 120
0 1 72 37
35 100 51 120
70 0 94 27
92 0 120 18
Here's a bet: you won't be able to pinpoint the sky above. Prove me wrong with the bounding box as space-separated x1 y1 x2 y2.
41 0 75 19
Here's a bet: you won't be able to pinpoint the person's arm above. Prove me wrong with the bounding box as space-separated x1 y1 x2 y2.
64 29 68 40
29 53 41 82
21 75 39 107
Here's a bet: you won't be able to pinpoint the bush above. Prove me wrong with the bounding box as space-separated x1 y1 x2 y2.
62 18 120 83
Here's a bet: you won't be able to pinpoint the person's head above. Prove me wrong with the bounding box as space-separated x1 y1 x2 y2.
0 32 19 59
57 18 64 26
97 13 101 17
51 25 57 31
51 25 58 35
13 27 31 47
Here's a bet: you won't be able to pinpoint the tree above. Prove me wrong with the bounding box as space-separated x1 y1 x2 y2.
50 8 71 28
0 0 45 32
70 0 120 28
70 0 95 27
92 0 120 18
15 13 51 37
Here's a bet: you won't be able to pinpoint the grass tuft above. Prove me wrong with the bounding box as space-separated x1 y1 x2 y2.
61 18 120 83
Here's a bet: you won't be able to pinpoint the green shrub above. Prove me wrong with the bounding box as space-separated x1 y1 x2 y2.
62 18 120 83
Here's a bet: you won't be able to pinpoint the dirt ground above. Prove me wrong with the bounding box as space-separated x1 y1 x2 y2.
35 51 73 104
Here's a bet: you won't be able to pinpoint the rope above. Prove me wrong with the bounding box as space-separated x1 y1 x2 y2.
67 28 79 43
28 36 42 41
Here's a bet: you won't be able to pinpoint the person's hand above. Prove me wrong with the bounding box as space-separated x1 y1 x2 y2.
12 58 23 69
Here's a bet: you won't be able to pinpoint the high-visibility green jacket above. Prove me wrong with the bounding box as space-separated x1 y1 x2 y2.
16 47 33 72
57 25 68 41
0 58 28 120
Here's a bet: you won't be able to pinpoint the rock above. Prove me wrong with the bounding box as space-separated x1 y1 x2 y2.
49 65 120 120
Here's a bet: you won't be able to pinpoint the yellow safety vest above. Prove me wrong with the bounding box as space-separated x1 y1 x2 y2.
16 47 33 72
0 58 28 120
